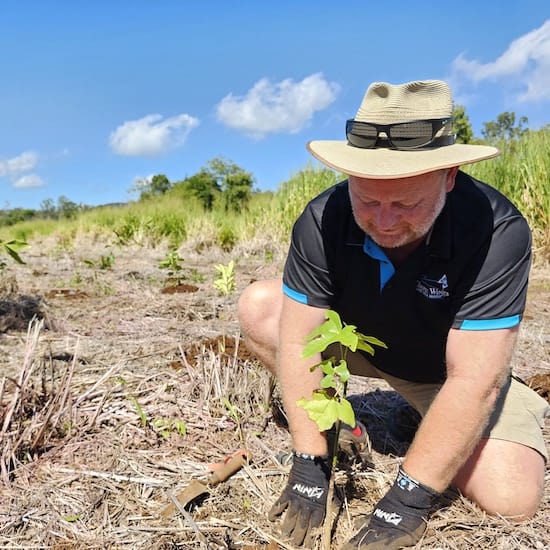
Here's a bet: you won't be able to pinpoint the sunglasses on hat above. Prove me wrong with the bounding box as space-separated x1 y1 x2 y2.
346 118 454 150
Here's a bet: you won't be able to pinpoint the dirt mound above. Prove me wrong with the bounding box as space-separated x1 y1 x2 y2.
183 335 256 367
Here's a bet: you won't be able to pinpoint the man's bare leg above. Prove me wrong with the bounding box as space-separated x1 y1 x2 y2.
238 279 282 375
453 438 545 518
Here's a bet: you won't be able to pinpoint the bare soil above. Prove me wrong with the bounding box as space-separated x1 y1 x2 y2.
0 234 548 549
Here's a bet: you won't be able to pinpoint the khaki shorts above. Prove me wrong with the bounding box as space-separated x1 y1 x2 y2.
324 346 549 461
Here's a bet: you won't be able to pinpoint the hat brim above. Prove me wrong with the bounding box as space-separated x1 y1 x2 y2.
307 140 500 179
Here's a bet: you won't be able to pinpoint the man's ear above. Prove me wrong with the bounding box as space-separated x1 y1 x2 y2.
445 166 459 192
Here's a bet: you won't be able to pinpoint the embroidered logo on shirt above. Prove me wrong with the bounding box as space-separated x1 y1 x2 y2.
416 274 449 300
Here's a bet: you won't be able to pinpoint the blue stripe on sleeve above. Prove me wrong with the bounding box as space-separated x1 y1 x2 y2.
282 283 308 304
459 314 521 330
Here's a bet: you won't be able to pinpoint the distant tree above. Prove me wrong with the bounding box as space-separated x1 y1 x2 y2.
223 171 254 212
482 112 529 142
205 156 255 212
57 196 79 219
149 174 172 195
182 170 220 210
452 104 474 144
130 174 172 200
129 176 151 199
40 198 57 219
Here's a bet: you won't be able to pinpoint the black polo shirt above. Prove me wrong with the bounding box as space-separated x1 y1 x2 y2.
282 170 531 383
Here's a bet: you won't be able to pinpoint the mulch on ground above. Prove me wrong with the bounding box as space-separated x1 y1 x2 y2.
0 236 548 549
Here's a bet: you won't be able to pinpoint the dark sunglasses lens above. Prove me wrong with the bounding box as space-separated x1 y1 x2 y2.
389 121 434 148
347 121 378 147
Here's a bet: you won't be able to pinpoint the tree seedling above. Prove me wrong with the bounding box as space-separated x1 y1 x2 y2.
213 259 236 296
297 309 387 548
159 250 184 285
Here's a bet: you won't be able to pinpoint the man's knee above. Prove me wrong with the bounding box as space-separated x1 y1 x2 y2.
238 279 282 374
453 438 545 519
238 279 281 334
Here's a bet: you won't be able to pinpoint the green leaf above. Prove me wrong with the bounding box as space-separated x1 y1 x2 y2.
63 514 83 522
173 419 187 436
320 373 335 389
356 334 388 355
325 309 344 328
339 325 359 351
5 239 27 251
296 391 356 431
318 359 335 376
129 396 147 427
357 342 374 355
302 334 340 357
335 397 356 427
365 335 388 348
333 360 350 384
297 392 340 431
302 310 345 357
4 242 26 264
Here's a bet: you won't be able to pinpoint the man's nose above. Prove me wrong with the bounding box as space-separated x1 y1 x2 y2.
375 205 398 228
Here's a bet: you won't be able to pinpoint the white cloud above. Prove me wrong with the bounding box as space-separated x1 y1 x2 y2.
13 174 45 189
109 113 200 156
451 20 550 102
0 151 39 177
216 73 340 139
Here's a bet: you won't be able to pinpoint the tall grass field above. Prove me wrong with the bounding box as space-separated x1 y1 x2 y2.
2 129 549 263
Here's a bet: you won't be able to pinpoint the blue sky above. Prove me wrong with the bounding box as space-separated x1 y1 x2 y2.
1 1 549 210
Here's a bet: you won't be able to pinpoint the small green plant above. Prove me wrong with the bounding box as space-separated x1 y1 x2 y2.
159 250 184 283
151 418 187 439
83 251 115 270
213 259 236 295
297 310 386 548
297 310 386 432
129 396 187 439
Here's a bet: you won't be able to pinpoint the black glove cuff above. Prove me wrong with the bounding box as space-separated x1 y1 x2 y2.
292 450 328 461
290 453 331 483
391 467 440 509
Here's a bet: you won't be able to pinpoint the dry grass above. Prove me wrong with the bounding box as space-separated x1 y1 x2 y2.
0 236 548 549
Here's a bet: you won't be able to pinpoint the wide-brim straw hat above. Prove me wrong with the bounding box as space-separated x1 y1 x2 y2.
307 80 500 179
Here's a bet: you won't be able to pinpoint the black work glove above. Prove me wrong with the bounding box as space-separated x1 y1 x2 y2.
268 452 331 546
342 467 440 550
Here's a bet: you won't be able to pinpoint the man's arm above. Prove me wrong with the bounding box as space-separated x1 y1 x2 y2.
402 326 518 492
278 294 330 455
267 295 334 546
